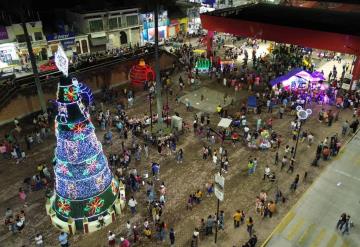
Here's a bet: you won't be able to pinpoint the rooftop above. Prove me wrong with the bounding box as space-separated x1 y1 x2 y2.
203 3 360 36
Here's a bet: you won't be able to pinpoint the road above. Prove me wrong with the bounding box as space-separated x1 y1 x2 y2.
262 130 360 247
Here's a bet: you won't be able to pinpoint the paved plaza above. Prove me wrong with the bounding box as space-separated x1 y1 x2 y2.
263 131 360 247
179 87 234 113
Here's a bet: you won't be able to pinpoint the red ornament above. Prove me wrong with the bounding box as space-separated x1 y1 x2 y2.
129 59 155 85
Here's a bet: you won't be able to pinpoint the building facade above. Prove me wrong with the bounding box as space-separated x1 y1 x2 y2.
0 21 47 69
66 8 142 52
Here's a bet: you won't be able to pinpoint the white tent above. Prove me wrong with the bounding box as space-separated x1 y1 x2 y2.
217 118 232 128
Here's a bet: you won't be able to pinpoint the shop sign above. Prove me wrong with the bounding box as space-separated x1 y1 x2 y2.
214 185 224 201
215 173 225 189
60 38 75 50
0 26 9 40
46 32 75 41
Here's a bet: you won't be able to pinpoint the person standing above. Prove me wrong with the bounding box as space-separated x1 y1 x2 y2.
108 231 116 247
205 215 214 235
169 228 175 247
120 237 130 247
128 196 137 214
263 165 271 180
18 187 27 207
248 159 254 175
176 148 183 164
279 106 284 119
274 152 279 165
35 233 44 247
152 162 160 180
218 211 225 230
58 232 69 247
144 144 149 158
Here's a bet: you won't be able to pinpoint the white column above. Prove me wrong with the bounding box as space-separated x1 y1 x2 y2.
128 28 132 46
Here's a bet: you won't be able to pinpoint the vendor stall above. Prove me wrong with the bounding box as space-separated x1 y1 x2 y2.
270 68 331 103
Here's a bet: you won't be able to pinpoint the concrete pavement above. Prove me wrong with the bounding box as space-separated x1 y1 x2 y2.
262 130 360 247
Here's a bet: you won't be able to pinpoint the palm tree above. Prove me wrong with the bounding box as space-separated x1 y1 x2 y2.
136 0 176 129
2 0 47 113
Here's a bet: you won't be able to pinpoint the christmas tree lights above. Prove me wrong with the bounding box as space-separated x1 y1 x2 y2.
52 76 119 225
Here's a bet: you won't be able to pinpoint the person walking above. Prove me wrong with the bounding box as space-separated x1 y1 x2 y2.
246 217 254 237
58 232 69 247
290 174 300 192
169 228 175 246
341 215 351 235
336 213 347 230
233 210 241 228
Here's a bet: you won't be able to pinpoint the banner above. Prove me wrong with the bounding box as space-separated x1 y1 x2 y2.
0 26 9 40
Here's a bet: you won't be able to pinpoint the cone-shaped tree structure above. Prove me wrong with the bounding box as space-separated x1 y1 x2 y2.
52 76 119 229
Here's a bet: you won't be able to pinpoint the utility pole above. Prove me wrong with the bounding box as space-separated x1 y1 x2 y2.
21 17 47 114
154 2 163 128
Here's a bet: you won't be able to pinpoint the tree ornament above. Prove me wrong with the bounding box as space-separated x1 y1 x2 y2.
84 196 104 216
57 198 71 216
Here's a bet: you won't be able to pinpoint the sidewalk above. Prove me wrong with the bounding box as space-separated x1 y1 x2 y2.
262 130 360 247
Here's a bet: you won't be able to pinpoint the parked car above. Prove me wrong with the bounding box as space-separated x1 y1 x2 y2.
39 59 57 72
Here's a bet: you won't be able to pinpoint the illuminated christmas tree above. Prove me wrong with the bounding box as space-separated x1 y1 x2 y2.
51 75 120 230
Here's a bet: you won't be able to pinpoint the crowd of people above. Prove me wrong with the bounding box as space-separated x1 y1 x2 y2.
1 33 359 247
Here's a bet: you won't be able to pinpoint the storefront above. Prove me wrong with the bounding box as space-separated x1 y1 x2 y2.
17 40 48 64
89 32 107 52
141 11 169 43
46 32 76 57
75 35 89 54
0 43 19 68
168 17 188 38
188 5 214 34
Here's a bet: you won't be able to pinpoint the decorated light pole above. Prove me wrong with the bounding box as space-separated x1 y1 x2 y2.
291 106 312 167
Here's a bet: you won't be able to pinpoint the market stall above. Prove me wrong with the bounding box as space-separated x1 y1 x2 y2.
270 68 330 102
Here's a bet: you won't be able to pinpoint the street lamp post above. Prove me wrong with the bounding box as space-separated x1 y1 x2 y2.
291 106 312 167
149 91 153 132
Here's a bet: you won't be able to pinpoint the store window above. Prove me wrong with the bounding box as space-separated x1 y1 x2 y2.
126 15 138 27
34 32 43 41
108 18 118 30
16 34 27 43
89 19 104 32
118 17 123 28
76 41 81 53
81 40 88 53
